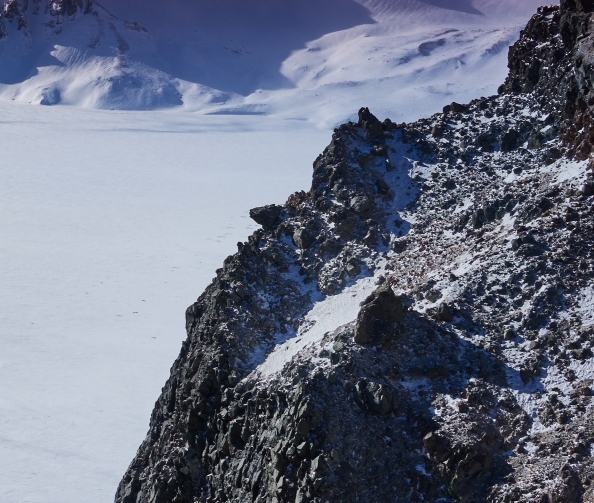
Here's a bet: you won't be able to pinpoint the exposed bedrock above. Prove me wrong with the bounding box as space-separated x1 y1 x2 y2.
117 4 594 503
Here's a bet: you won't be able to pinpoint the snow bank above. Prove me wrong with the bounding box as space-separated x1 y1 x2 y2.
252 264 384 378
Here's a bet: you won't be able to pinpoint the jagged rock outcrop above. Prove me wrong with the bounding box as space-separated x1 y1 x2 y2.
0 0 93 38
249 205 283 231
116 3 594 502
500 0 594 160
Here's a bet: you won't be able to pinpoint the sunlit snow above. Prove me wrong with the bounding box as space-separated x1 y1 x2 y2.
0 0 555 501
0 0 551 127
0 103 329 503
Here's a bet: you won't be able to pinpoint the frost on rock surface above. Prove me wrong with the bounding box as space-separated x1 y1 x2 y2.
117 3 594 503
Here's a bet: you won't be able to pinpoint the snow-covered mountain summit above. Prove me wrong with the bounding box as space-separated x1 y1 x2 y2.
0 0 550 125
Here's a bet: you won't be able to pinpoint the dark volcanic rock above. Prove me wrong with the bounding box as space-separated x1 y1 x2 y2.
116 5 594 503
500 2 594 158
349 195 372 213
249 204 282 230
357 107 384 142
561 0 594 12
436 303 454 322
354 283 405 345
292 226 315 249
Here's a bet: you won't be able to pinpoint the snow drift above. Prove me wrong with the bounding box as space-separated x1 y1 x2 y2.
0 0 552 125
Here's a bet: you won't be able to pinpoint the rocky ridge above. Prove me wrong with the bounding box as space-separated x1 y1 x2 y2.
0 0 92 38
116 3 594 502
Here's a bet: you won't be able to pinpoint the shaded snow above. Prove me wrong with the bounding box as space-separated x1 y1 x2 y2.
252 262 385 378
0 0 552 126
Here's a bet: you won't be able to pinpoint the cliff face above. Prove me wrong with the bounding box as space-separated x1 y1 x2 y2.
501 0 594 161
116 3 594 503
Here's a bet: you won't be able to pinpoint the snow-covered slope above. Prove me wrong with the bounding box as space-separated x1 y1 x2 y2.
0 0 551 125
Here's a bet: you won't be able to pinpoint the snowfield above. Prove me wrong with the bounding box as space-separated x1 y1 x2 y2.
0 0 554 502
1 0 550 126
0 103 329 503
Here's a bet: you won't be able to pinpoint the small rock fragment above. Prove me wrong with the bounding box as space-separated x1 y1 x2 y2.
293 227 315 249
350 195 372 213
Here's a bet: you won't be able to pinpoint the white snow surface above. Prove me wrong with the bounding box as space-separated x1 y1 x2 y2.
0 0 553 126
0 0 558 501
579 286 594 328
0 102 330 503
252 261 385 378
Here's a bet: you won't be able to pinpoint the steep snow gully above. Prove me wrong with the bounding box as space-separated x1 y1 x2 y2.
115 2 594 502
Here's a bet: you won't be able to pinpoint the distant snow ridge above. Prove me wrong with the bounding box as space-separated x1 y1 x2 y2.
0 0 550 124
0 0 192 109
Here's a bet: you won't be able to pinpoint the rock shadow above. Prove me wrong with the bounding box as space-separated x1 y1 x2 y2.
418 38 446 56
111 0 375 96
318 304 540 501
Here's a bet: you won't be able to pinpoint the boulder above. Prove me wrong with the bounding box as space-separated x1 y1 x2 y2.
354 284 405 345
350 195 372 213
249 204 282 230
431 124 444 136
437 303 454 322
353 380 393 415
293 227 315 249
443 102 467 114
500 129 520 152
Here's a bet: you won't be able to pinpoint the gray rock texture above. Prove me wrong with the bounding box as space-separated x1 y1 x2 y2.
353 284 405 345
249 205 283 230
0 0 93 39
116 4 594 502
